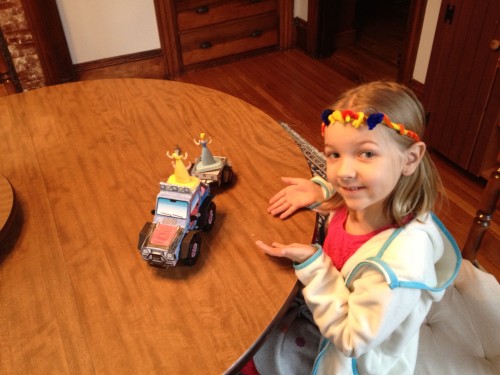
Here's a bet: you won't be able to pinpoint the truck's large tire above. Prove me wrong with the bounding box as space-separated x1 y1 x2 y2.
180 231 201 266
138 222 152 250
221 166 234 185
199 199 216 232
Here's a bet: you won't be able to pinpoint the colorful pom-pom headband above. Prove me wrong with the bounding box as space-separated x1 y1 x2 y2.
321 109 421 142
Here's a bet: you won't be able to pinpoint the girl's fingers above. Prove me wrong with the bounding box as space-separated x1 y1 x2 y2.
279 206 298 219
280 176 301 185
255 240 286 257
269 202 292 216
269 190 285 205
268 196 287 211
269 177 301 204
256 241 316 263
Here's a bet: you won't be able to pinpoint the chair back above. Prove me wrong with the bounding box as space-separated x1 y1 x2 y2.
461 154 499 264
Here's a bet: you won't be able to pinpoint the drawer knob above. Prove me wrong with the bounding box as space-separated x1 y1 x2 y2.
200 41 213 49
195 5 209 14
490 39 500 51
250 30 263 38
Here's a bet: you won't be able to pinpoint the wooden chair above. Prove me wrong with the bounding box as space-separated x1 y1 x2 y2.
462 159 500 265
415 157 500 374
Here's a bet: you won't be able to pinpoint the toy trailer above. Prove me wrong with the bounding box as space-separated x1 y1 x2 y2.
190 156 234 187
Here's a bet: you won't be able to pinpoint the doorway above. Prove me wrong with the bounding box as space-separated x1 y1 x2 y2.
308 0 424 85
0 28 22 95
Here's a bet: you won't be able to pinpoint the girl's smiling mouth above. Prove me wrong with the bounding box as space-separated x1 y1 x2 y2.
341 186 364 192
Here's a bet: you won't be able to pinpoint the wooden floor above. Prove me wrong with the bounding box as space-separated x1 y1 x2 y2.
175 49 499 281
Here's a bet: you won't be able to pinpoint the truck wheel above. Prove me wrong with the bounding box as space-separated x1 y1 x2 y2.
222 166 234 185
181 231 201 266
138 222 152 250
200 200 216 232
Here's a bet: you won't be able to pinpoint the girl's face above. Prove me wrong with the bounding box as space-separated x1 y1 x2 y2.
324 122 408 219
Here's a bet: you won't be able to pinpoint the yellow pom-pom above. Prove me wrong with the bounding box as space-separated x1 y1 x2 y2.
352 112 364 128
332 110 344 123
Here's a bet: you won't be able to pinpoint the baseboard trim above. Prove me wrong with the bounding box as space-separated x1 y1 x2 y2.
74 49 162 72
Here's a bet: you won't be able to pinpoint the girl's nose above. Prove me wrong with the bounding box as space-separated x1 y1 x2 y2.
337 158 356 180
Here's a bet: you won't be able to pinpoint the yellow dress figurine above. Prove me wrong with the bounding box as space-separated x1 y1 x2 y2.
166 146 199 188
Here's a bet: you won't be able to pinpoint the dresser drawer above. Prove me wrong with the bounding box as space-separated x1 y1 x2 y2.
180 12 278 65
176 0 277 31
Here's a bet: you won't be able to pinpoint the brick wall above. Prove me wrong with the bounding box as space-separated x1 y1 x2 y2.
0 0 45 91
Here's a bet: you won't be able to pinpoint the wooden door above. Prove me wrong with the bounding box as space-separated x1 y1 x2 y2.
0 29 21 96
423 0 499 176
0 48 15 96
0 53 14 96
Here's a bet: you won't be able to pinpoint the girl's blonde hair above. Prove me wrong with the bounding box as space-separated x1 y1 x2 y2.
325 81 443 226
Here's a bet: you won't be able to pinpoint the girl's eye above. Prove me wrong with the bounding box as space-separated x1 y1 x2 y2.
327 152 340 159
360 151 375 158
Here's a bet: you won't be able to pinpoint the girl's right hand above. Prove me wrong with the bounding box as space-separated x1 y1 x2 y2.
268 177 324 219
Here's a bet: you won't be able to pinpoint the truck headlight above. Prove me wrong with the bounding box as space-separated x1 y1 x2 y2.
142 248 151 256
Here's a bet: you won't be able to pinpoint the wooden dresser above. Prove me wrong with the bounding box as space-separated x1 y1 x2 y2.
154 0 293 78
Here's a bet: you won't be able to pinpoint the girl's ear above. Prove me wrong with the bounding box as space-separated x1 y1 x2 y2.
403 141 426 176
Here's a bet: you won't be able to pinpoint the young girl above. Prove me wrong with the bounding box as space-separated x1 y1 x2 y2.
254 81 461 374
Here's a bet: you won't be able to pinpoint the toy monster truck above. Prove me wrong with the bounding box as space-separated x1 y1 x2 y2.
137 179 215 267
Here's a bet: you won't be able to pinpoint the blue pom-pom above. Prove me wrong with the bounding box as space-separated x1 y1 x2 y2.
367 113 384 130
321 109 334 125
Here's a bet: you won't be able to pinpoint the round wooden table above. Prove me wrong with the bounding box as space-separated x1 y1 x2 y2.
0 79 315 374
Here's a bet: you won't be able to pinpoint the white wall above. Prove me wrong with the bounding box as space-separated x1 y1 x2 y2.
55 0 160 64
294 0 308 21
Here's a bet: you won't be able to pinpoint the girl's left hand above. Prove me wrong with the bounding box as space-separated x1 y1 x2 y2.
255 240 316 264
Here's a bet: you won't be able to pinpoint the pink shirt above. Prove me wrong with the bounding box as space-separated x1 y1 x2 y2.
322 206 393 270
